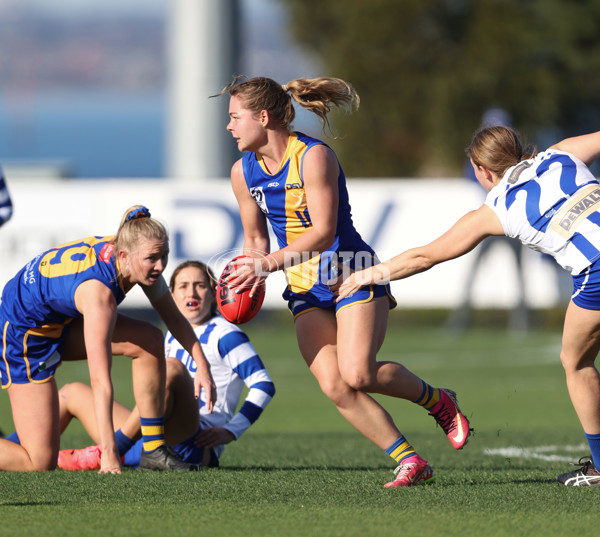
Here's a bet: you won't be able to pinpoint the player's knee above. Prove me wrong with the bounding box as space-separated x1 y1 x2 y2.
140 324 164 359
34 459 57 472
166 356 187 375
339 367 375 392
58 381 89 407
346 375 374 392
147 324 165 354
165 357 193 400
318 377 354 406
166 357 191 387
29 450 58 471
122 323 164 360
560 349 592 374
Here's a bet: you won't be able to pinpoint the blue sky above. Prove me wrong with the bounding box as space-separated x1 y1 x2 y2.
8 0 320 83
10 0 272 17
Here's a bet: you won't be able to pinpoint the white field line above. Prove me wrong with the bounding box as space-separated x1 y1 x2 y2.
484 443 588 462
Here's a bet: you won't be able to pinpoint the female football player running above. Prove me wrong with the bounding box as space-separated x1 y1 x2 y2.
216 75 472 488
0 206 215 473
338 126 600 487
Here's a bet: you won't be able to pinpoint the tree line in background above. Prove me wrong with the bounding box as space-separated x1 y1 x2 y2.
284 0 600 177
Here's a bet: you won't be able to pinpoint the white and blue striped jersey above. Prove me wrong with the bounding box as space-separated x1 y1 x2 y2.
164 314 275 457
0 166 13 227
485 149 600 275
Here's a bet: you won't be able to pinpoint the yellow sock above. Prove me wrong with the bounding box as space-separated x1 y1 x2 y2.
140 416 166 453
414 381 441 410
385 435 416 463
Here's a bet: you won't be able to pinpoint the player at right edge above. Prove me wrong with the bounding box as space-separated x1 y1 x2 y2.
338 126 600 487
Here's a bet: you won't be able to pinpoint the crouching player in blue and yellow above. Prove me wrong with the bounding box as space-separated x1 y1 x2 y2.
0 205 215 473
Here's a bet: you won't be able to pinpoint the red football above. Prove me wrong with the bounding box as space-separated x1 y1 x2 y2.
216 256 266 324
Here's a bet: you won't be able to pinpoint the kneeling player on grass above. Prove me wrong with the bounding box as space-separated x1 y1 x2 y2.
0 206 215 473
44 261 273 470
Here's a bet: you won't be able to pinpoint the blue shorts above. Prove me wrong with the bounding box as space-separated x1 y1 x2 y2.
172 432 208 465
288 283 396 319
0 314 71 388
572 260 600 310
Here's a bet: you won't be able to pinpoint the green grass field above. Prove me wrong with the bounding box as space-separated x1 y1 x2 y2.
1 312 599 537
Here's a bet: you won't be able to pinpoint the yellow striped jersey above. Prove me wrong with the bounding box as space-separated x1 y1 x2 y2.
241 132 375 305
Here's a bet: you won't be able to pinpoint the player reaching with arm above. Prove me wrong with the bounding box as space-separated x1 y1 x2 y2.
337 126 600 487
56 260 275 470
0 205 215 473
214 75 472 488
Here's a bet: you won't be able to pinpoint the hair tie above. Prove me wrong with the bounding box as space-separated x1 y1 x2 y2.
125 206 151 222
281 84 288 92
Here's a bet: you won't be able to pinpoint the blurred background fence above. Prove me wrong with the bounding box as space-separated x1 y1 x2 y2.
1 0 597 321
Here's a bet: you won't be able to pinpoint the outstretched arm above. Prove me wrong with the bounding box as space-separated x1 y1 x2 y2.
551 131 600 167
337 204 505 299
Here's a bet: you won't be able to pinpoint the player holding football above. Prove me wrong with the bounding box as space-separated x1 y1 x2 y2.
0 206 215 473
337 126 600 487
55 260 275 470
216 75 472 488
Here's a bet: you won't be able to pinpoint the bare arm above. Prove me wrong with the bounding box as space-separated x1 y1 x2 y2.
231 159 270 257
337 204 505 299
228 159 271 292
151 290 216 412
551 131 600 167
74 279 121 474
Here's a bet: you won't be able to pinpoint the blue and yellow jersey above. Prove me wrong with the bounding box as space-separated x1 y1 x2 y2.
1 235 125 330
241 131 378 306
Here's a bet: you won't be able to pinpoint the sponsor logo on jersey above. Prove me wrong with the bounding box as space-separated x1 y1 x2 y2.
550 185 600 238
507 161 532 184
99 242 114 263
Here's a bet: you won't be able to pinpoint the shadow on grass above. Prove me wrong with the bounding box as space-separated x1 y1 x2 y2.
0 501 57 507
216 464 560 488
215 464 392 472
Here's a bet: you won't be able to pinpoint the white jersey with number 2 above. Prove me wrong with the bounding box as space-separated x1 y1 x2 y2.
485 149 600 275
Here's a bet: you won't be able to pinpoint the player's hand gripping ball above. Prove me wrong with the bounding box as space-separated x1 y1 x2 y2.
216 256 266 324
